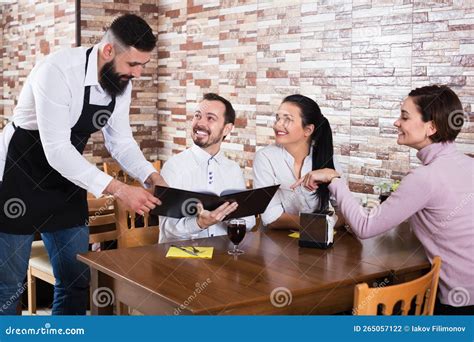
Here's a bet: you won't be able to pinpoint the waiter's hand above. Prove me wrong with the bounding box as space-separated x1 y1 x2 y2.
196 202 239 229
145 172 168 188
105 179 161 215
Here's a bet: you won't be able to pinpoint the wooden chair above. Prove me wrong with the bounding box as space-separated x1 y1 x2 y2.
87 194 116 243
152 160 161 172
353 256 441 315
27 195 117 315
113 199 160 315
246 178 253 189
104 160 161 186
114 199 159 249
103 161 130 184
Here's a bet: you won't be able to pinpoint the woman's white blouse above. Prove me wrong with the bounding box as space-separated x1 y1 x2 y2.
252 144 342 226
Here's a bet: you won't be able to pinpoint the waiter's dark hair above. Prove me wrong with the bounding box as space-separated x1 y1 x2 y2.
203 93 236 125
108 14 157 52
281 94 335 213
408 85 464 143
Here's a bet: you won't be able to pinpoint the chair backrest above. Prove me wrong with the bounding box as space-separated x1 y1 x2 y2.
353 256 441 315
152 160 161 172
246 178 253 189
104 160 161 186
114 199 159 249
103 161 131 184
87 195 117 244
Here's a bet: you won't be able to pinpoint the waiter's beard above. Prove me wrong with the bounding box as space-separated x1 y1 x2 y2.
99 60 132 97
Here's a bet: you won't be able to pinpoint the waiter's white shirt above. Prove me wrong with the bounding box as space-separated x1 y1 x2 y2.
159 144 256 243
253 144 342 226
0 44 156 197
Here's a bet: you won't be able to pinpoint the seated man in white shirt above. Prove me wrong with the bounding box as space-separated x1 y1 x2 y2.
159 93 256 243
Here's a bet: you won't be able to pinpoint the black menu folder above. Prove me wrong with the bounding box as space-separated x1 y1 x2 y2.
152 184 280 220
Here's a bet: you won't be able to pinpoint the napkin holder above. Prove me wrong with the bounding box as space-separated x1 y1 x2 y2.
298 211 335 249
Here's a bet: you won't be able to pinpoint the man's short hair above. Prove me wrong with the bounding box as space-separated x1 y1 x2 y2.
107 14 157 52
203 93 236 125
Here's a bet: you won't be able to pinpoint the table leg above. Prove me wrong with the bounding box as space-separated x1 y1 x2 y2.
90 268 114 315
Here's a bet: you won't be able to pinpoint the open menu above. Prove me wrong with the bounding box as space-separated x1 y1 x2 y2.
152 185 280 220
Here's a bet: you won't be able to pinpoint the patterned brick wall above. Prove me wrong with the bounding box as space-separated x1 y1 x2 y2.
0 6 3 121
0 0 76 128
0 1 160 165
157 0 473 199
79 0 160 165
1 1 472 198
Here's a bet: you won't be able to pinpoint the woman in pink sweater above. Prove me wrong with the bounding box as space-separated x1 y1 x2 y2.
293 85 473 315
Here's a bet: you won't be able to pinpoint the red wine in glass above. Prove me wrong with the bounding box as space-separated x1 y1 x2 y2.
227 218 246 255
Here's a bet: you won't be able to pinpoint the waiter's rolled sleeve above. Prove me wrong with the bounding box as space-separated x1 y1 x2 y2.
137 163 159 188
89 171 114 198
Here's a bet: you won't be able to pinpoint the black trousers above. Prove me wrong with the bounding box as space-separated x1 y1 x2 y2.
435 298 474 315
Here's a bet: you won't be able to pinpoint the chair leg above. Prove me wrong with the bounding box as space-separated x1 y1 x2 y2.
27 266 37 315
116 300 129 315
16 301 22 315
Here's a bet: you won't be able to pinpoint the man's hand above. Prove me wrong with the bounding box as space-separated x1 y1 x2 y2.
145 171 168 188
105 179 161 215
196 202 239 229
291 168 340 192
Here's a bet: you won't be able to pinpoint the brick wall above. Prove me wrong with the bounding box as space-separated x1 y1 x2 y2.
0 0 76 128
79 0 160 165
157 0 473 199
1 1 472 198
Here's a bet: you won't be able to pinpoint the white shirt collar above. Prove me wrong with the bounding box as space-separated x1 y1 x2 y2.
278 143 313 166
84 44 100 87
190 144 224 165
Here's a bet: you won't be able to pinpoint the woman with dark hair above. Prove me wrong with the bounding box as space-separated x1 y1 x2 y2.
293 85 474 315
253 94 343 229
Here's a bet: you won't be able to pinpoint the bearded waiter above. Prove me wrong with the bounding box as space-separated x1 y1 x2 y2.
0 14 166 315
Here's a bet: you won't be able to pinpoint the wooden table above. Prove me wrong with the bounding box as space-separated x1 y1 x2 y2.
77 223 430 315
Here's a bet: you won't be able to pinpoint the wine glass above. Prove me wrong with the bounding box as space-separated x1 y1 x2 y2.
227 218 246 255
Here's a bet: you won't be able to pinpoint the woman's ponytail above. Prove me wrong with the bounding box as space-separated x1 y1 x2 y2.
281 95 336 213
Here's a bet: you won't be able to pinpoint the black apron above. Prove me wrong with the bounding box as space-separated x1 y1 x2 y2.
0 48 116 235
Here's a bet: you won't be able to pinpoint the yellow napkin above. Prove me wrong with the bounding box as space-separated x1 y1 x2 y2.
288 231 337 239
166 246 214 259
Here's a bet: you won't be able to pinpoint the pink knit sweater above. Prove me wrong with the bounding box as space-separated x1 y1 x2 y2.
329 142 474 306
